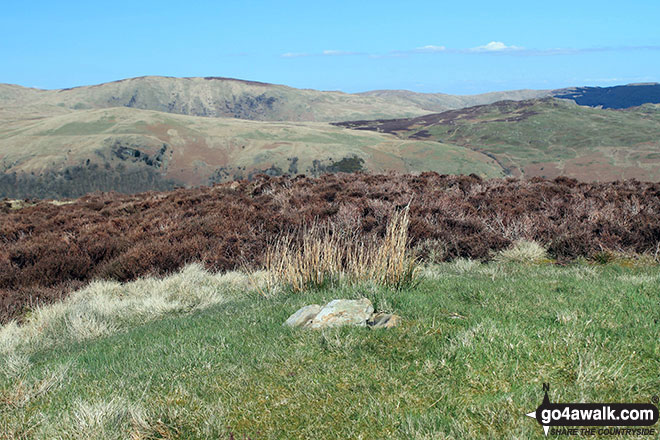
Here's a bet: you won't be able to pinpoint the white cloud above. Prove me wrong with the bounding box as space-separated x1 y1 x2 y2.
470 41 523 52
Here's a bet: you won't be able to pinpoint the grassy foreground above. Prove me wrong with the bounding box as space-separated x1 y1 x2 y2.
1 262 659 439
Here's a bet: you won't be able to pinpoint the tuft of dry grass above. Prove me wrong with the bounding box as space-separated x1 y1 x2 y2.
493 240 548 264
265 207 419 291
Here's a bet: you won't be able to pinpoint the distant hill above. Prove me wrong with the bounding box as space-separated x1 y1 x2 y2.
357 89 552 113
3 78 659 126
0 76 561 123
335 98 660 181
552 83 660 109
2 77 660 198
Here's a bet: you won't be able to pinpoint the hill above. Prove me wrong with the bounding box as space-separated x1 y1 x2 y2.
0 76 429 123
335 98 660 181
0 106 504 198
357 88 552 113
0 76 573 123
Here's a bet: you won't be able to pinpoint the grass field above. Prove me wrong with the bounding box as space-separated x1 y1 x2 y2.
2 261 658 439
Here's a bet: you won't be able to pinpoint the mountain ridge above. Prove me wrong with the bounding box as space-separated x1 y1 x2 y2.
3 77 659 122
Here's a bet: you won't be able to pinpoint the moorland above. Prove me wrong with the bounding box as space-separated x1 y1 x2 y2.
1 78 660 439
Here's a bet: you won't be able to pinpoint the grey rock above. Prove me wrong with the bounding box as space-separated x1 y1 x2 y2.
367 313 402 329
283 304 321 328
308 298 374 329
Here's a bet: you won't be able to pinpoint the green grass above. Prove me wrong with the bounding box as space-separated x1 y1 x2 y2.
1 262 659 439
44 120 116 136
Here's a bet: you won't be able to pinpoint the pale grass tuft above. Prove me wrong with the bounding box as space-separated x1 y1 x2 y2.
70 398 153 440
265 207 419 291
616 273 659 284
3 364 69 408
453 258 480 273
494 240 548 264
3 352 32 378
556 310 579 325
0 264 261 360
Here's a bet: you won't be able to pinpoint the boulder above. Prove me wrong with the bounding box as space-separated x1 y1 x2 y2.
283 304 321 328
367 313 402 329
308 298 374 329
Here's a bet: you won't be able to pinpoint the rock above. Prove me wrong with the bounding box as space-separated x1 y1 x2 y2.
308 298 374 329
367 313 402 329
283 304 321 328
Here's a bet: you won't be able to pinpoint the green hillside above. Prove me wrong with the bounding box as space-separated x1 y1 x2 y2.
336 99 660 181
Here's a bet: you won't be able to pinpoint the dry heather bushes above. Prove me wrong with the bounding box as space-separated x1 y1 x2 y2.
1 173 660 322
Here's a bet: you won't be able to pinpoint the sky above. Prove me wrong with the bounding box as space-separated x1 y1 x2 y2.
1 0 659 94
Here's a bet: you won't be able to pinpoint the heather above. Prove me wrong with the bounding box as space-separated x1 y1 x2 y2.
1 172 659 323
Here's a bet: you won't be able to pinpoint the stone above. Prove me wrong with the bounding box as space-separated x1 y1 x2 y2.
283 304 321 328
308 298 374 329
367 313 402 329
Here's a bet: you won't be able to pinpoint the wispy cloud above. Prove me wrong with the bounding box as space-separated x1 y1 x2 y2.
281 52 311 58
415 45 446 53
322 50 361 56
469 41 523 52
281 49 362 58
281 43 660 59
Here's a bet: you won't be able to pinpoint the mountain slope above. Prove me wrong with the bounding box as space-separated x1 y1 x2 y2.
0 76 561 123
0 77 430 122
335 98 660 181
0 106 505 198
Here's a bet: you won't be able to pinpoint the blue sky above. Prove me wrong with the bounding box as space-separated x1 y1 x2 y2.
1 0 659 94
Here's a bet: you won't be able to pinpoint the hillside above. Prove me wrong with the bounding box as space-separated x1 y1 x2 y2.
0 76 573 123
335 98 660 181
0 77 431 123
358 88 552 113
0 106 504 198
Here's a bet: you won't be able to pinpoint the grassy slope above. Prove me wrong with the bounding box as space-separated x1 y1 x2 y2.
0 106 503 196
2 262 658 439
339 99 660 181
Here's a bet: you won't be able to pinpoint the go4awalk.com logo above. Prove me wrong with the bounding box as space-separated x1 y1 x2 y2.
526 384 659 436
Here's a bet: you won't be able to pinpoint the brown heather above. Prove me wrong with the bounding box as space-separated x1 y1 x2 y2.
1 172 660 323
